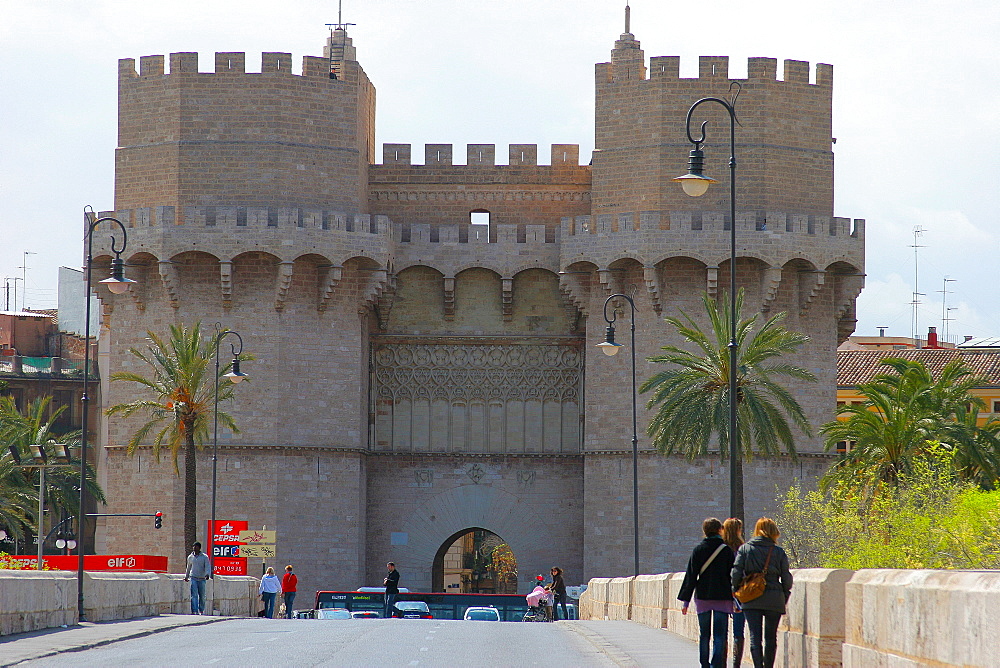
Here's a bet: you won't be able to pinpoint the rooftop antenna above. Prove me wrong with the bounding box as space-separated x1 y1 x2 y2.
909 226 925 346
18 251 36 311
325 0 355 80
939 276 957 344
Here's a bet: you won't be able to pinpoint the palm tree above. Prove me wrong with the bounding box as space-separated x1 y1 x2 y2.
640 290 816 520
821 357 1000 495
0 396 105 544
107 323 245 550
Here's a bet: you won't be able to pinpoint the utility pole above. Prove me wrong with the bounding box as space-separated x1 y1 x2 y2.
19 251 36 311
939 276 957 345
910 227 925 345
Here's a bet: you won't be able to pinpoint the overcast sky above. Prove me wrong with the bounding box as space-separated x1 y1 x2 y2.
2 0 997 342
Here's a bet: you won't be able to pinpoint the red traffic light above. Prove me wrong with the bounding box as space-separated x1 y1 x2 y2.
154 512 162 529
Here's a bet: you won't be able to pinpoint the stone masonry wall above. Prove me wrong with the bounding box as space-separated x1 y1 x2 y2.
365 454 585 593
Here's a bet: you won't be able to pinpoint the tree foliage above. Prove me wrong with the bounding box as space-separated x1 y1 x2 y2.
639 289 815 520
820 357 1000 496
107 323 248 551
777 444 1000 569
0 396 104 544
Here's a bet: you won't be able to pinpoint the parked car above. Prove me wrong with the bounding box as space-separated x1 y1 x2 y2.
391 601 433 619
463 606 501 621
351 610 381 619
316 608 352 620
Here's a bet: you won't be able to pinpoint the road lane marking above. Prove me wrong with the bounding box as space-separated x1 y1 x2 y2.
420 647 429 652
205 660 221 665
241 646 256 652
409 662 419 666
266 637 278 642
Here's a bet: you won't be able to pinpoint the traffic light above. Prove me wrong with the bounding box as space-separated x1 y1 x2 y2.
154 512 162 529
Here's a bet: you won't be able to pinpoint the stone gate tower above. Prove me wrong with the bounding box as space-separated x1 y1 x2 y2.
92 21 863 593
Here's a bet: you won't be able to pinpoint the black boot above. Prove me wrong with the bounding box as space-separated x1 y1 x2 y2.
732 638 745 667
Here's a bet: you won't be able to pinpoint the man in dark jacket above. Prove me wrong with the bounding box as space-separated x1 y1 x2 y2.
678 518 737 668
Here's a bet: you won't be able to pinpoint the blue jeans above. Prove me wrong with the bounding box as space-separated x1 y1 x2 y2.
189 578 206 614
261 591 277 618
384 592 397 618
283 592 296 618
733 610 746 641
744 608 782 668
697 610 728 668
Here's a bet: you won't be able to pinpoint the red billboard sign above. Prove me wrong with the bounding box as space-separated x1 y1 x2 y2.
207 520 248 575
7 554 168 572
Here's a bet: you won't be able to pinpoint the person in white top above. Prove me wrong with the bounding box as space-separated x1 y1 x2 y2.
258 567 282 618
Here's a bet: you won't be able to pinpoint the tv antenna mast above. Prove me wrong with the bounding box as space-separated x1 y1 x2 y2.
939 276 957 344
910 226 925 345
325 0 355 80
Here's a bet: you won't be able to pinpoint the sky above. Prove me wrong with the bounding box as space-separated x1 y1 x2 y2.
1 0 998 342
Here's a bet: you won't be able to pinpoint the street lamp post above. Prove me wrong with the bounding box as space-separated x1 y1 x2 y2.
9 442 73 569
596 288 639 577
209 325 247 610
78 208 135 621
672 84 743 521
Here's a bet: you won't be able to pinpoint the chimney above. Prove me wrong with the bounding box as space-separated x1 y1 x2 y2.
927 326 939 349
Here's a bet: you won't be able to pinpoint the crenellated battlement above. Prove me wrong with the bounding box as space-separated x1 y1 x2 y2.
598 54 832 87
381 144 581 167
119 51 353 80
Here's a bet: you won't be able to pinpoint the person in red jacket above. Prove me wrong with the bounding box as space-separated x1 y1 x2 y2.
281 565 298 619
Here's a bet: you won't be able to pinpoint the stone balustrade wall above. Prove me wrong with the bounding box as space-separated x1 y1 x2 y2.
0 571 259 636
578 568 997 667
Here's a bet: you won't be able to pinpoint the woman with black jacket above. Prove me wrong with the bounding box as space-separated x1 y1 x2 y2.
731 517 793 668
678 518 737 668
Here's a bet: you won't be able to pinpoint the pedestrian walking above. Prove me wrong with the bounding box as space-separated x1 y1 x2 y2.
281 565 298 619
722 518 746 668
731 517 793 668
549 567 568 620
183 542 211 615
259 567 281 618
383 562 400 618
678 518 737 668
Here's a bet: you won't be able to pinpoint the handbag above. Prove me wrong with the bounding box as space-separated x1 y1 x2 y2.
734 544 774 604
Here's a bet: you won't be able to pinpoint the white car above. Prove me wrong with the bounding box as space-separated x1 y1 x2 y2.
463 606 501 621
316 608 352 620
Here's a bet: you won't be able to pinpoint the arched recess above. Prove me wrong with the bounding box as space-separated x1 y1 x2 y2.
431 527 517 594
386 265 445 333
510 268 574 335
230 250 280 311
396 484 535 592
454 267 503 334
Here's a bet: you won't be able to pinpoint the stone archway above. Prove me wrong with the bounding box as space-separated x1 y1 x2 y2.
431 528 517 594
389 482 548 593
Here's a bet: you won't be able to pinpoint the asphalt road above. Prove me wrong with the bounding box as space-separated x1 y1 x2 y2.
19 618 618 668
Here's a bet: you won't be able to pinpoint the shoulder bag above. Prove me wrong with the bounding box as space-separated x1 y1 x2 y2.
734 544 774 604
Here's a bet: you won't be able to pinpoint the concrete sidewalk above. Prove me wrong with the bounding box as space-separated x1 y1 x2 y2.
0 615 226 667
561 619 701 667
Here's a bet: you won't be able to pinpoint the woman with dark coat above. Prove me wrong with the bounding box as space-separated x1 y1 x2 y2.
678 518 737 668
549 567 568 620
731 517 793 668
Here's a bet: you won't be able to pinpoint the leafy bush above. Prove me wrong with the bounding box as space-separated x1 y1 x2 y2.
778 444 1000 569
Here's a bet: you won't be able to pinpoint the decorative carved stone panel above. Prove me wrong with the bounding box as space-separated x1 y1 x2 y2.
371 336 583 454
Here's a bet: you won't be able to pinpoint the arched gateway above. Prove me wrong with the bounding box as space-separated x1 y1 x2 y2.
432 528 517 594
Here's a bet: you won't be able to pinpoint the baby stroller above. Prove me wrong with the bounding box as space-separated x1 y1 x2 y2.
523 581 554 622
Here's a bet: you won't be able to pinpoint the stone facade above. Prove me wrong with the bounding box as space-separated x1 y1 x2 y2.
92 23 863 595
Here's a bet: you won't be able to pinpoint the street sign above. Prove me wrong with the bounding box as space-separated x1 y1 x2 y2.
212 557 247 575
209 520 249 546
239 544 276 558
6 554 168 572
238 529 276 544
